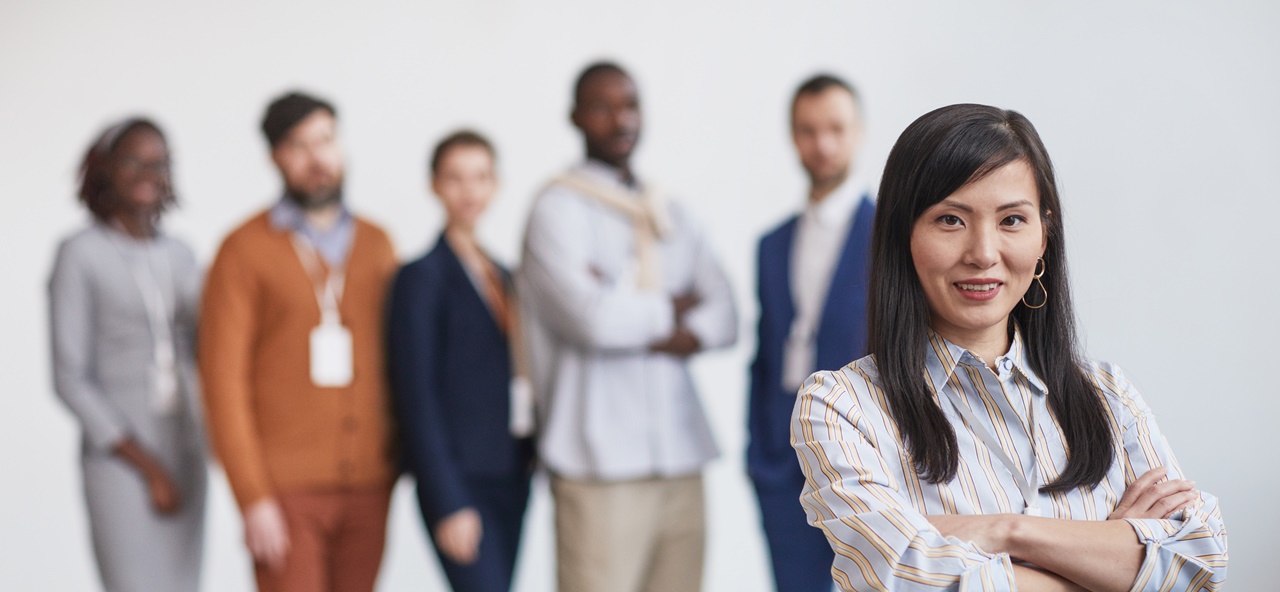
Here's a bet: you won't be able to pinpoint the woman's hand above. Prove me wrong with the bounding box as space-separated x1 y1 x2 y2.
434 507 483 565
144 468 182 514
926 513 1016 554
113 436 183 514
244 498 291 573
1108 466 1198 520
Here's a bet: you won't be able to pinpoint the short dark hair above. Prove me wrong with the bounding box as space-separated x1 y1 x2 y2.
77 117 175 221
790 73 860 118
261 91 336 148
867 103 1114 492
429 129 496 175
573 61 631 107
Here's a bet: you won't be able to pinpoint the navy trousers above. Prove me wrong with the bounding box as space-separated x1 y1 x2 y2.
423 477 531 592
754 478 835 592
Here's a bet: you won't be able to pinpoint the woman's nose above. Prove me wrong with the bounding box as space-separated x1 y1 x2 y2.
962 226 1000 268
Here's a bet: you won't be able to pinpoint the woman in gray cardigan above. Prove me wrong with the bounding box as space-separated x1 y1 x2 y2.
49 118 207 591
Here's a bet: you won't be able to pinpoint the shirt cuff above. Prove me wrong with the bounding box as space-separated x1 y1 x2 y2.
1123 518 1217 592
649 295 676 342
681 308 714 350
956 553 1016 591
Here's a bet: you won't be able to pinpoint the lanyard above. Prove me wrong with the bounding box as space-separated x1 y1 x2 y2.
290 234 345 325
108 232 175 362
943 381 1042 516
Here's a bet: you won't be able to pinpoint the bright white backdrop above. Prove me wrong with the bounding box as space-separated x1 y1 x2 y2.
2 1 1275 589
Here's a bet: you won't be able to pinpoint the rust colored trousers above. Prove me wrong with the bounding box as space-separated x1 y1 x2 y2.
254 487 392 592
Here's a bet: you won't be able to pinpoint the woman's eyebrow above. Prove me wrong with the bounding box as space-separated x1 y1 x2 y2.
933 198 1033 213
935 199 972 212
997 199 1035 211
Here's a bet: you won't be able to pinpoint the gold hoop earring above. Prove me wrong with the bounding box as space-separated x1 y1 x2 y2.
1023 257 1048 309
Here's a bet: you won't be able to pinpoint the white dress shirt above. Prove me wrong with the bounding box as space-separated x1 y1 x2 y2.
517 160 739 480
782 176 867 392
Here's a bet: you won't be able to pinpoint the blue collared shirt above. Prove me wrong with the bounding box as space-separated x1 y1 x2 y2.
792 329 1228 591
269 197 355 268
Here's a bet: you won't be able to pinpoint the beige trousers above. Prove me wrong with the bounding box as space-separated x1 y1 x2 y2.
552 473 706 592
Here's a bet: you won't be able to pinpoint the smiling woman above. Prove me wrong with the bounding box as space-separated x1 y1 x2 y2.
791 104 1228 592
48 118 207 592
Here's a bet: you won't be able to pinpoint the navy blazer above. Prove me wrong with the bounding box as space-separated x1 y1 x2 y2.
387 235 534 527
747 196 876 486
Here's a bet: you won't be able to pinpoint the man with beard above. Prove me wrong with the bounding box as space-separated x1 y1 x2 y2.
517 62 738 592
748 74 875 592
200 91 399 592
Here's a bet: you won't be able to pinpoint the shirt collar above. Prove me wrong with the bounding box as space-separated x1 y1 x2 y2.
803 173 865 229
578 159 642 192
923 324 1049 397
268 195 352 234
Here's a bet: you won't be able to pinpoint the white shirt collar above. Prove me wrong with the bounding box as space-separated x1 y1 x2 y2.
803 172 865 229
577 159 640 190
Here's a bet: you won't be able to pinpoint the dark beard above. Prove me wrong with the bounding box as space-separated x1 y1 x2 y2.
284 183 344 211
809 168 850 195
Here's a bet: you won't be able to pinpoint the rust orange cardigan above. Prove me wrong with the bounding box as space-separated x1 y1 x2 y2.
199 211 398 509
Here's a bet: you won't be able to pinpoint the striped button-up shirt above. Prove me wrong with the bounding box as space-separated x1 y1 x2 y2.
792 330 1227 591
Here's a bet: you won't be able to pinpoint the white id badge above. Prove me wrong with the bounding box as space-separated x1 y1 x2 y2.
151 364 180 415
310 322 353 387
151 343 180 415
509 376 535 437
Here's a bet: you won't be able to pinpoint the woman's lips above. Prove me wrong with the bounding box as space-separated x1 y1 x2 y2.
953 280 1003 301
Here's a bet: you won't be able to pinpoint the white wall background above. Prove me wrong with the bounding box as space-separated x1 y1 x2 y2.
2 0 1274 589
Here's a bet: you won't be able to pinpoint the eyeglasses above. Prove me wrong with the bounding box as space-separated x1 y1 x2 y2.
118 157 171 176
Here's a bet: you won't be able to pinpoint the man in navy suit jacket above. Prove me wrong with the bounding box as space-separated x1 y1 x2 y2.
748 74 875 592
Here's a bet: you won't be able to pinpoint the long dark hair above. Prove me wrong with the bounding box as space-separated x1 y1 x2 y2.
77 117 175 221
868 103 1113 492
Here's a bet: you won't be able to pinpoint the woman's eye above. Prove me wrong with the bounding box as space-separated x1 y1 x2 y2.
1002 215 1028 227
938 215 962 227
